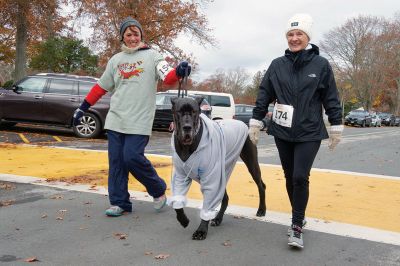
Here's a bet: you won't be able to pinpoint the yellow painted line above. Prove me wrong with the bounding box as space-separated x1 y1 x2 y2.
18 133 30 144
53 136 62 142
0 143 399 233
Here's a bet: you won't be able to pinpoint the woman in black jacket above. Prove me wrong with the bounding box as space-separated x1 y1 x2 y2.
249 13 343 249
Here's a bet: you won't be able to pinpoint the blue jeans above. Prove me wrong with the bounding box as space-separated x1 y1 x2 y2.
107 130 167 212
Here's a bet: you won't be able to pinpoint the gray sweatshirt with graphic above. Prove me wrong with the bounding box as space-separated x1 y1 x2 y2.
168 114 248 220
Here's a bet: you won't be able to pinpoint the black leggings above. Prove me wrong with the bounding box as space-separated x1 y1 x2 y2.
274 137 321 227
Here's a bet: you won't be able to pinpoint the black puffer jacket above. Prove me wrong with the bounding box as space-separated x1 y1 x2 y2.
253 44 342 142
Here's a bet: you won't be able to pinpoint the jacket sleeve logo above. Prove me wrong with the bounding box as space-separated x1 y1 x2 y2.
118 61 144 79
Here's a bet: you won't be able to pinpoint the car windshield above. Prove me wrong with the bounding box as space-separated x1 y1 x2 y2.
156 94 171 105
349 111 365 117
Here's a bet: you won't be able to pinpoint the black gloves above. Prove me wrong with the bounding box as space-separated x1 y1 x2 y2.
73 100 91 126
176 61 191 78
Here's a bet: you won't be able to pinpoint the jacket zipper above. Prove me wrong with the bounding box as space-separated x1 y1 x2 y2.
290 61 297 141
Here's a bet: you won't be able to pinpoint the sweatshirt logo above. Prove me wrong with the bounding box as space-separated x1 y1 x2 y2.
308 73 317 78
118 61 144 79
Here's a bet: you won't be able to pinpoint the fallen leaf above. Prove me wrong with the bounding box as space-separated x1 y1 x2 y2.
24 257 39 262
0 183 16 190
154 254 170 259
113 233 128 240
0 200 15 207
222 241 232 247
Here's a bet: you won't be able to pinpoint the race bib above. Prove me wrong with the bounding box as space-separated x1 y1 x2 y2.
272 103 294 128
156 60 173 80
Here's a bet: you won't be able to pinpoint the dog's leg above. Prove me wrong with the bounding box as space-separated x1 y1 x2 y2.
240 136 266 216
210 190 228 226
192 219 209 240
175 208 190 228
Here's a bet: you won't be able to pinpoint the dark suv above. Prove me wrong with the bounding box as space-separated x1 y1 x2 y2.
378 112 396 126
0 73 110 138
344 110 372 127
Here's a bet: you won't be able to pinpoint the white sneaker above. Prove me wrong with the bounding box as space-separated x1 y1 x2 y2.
288 224 304 249
287 219 307 236
153 194 167 211
105 206 124 217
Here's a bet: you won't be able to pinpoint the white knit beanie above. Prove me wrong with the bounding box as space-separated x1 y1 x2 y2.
286 13 313 40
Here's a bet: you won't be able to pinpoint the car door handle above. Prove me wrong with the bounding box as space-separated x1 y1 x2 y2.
35 95 43 99
69 98 77 102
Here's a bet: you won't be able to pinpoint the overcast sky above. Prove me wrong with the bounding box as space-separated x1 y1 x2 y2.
175 0 399 82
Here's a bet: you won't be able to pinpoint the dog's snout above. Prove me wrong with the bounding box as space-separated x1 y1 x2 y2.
183 125 192 131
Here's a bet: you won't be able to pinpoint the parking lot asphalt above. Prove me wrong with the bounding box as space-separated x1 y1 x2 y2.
2 181 400 266
1 126 400 265
1 143 400 232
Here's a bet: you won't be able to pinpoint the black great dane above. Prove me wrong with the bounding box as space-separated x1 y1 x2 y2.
169 96 266 240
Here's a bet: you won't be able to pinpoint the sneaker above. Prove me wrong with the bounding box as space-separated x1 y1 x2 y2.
287 219 307 236
153 194 167 211
288 224 304 249
105 206 125 217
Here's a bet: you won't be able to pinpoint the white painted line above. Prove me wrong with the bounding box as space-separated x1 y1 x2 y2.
1 173 400 246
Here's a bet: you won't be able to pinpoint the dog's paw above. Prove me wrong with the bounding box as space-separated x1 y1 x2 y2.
210 217 223 227
256 208 266 217
192 230 207 240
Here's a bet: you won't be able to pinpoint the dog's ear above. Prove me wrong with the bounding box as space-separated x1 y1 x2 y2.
194 96 204 107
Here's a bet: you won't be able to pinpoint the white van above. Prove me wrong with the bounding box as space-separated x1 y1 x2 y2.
166 90 235 120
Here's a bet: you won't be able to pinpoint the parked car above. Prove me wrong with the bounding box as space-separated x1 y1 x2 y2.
344 110 372 127
370 114 382 127
153 92 212 130
167 90 235 120
395 116 400 127
234 104 255 126
378 112 396 126
0 73 109 138
234 103 274 130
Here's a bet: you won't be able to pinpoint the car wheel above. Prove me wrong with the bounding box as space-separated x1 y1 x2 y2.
73 113 101 138
0 121 17 128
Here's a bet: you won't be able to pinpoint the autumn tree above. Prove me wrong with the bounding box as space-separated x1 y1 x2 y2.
193 69 226 92
222 67 250 98
320 15 383 110
0 0 70 81
243 70 265 100
70 0 215 67
376 14 400 114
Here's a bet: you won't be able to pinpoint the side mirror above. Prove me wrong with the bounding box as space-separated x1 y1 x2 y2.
12 85 22 94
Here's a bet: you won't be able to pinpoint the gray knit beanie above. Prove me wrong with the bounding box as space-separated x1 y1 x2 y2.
119 17 143 40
